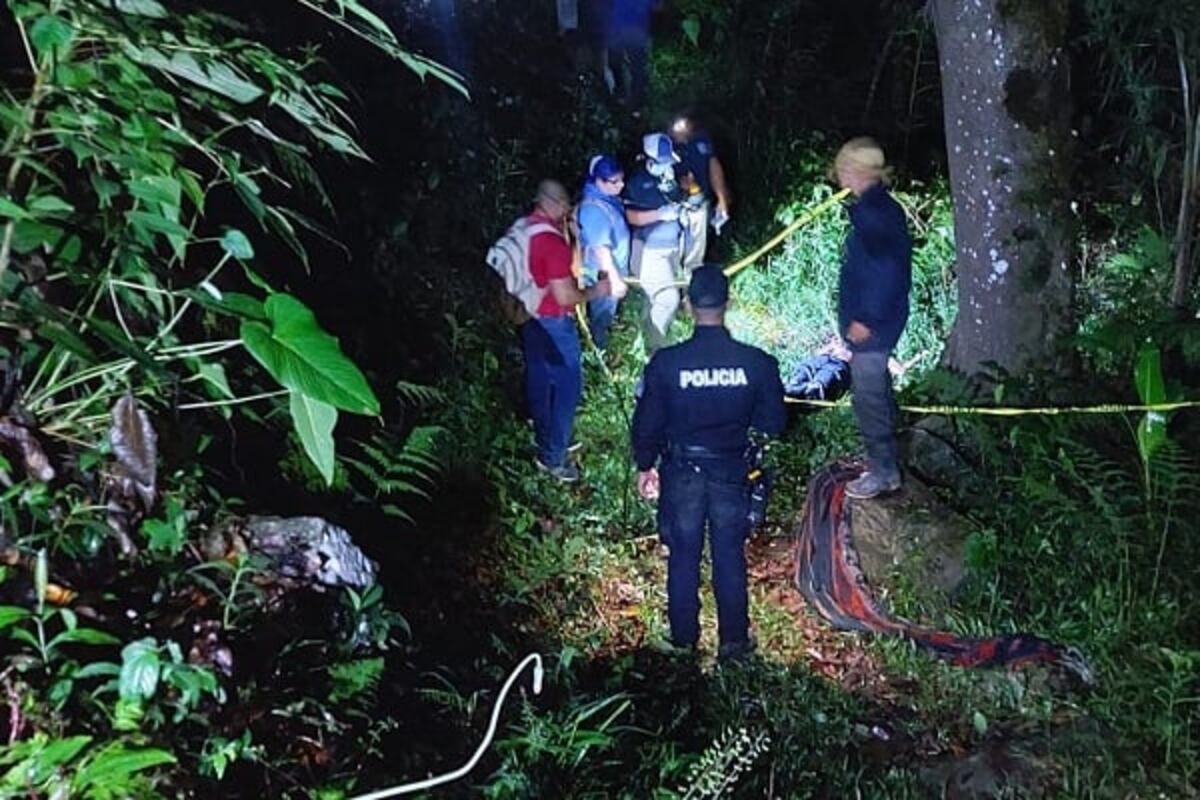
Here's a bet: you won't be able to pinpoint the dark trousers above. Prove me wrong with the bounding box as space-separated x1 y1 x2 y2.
849 350 899 479
522 316 582 467
587 295 619 350
609 33 649 108
658 458 751 648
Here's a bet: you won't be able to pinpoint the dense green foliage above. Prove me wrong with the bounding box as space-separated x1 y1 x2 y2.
0 0 450 795
1 0 1198 798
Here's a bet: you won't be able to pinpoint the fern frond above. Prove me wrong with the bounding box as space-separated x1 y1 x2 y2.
395 381 444 407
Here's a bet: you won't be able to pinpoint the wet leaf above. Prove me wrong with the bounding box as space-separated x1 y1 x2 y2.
0 419 56 481
109 393 157 508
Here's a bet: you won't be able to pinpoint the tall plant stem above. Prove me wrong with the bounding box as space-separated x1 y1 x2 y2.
0 15 50 292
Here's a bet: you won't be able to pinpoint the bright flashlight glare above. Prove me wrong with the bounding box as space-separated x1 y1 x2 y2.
671 117 690 134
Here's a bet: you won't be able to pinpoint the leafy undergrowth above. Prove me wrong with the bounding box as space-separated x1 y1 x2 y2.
360 182 1199 798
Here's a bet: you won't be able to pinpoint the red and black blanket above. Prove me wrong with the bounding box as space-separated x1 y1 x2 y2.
794 463 1094 684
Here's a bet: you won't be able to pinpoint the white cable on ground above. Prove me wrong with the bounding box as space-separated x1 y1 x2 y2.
346 653 544 800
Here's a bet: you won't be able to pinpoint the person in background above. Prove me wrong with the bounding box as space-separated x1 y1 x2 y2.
560 0 612 85
557 0 579 36
631 266 786 661
525 179 612 482
833 138 912 500
625 133 686 355
606 0 659 111
669 114 732 269
577 155 631 349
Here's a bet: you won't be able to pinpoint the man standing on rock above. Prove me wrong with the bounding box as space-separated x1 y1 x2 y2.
631 266 786 661
834 138 912 500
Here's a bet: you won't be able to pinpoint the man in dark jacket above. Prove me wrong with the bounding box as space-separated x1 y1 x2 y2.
631 266 786 660
834 138 913 499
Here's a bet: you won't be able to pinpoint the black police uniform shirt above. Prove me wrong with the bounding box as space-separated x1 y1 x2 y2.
624 166 685 250
631 326 787 471
674 135 716 198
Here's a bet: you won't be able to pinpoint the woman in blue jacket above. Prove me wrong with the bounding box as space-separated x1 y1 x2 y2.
577 155 631 349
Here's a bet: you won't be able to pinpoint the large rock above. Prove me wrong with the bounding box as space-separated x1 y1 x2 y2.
205 516 378 590
846 475 970 601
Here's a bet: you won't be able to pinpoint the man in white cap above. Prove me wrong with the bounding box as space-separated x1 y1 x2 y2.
624 132 687 354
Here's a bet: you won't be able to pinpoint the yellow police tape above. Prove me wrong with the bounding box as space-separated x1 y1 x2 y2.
574 189 1199 420
785 397 1200 416
575 304 613 380
722 189 852 279
622 188 852 288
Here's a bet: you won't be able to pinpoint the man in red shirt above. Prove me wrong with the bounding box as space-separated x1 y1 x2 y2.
524 179 614 482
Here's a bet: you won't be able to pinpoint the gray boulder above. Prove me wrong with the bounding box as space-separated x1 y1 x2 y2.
846 474 970 602
237 516 378 590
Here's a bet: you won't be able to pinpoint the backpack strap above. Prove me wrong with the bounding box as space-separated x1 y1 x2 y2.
577 197 622 231
525 221 563 240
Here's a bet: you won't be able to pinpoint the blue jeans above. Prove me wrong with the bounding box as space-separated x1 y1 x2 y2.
849 350 899 479
522 316 582 467
657 456 751 648
587 295 618 350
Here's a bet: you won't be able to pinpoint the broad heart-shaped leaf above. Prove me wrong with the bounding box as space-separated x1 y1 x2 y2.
682 16 701 47
290 392 338 486
1135 343 1165 405
118 638 161 702
29 15 74 57
240 294 379 415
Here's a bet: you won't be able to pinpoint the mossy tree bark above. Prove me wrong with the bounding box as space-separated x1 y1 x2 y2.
932 0 1075 378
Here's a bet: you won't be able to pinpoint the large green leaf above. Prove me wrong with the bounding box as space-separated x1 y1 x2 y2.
113 0 169 18
126 45 265 104
1135 343 1165 405
290 391 337 485
125 209 189 241
240 293 379 415
125 175 181 208
72 745 176 791
1134 343 1169 464
0 606 30 631
29 15 74 58
118 638 161 702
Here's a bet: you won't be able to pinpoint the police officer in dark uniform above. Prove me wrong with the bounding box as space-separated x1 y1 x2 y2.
631 266 786 660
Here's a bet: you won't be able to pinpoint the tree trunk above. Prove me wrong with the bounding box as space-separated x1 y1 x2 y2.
932 0 1075 378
